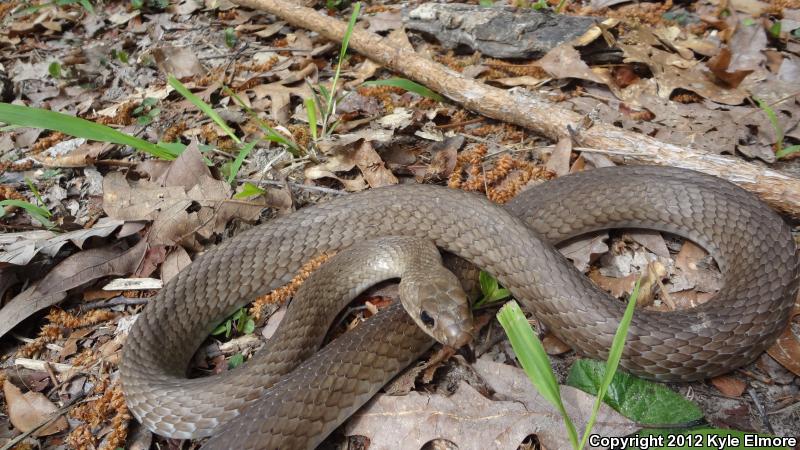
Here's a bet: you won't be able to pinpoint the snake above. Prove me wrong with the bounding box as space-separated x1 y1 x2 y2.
120 166 800 449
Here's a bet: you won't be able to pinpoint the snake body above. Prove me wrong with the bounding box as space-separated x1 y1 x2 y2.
120 166 799 448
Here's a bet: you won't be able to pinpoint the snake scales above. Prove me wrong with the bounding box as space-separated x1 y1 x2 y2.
120 166 799 449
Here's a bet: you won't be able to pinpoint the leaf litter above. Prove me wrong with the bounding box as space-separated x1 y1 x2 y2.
1 0 799 448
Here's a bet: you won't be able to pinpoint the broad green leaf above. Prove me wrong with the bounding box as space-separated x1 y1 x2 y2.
362 78 444 102
567 359 703 424
168 75 241 144
234 182 266 199
0 103 176 159
242 318 255 335
497 301 580 449
228 353 244 369
211 322 228 336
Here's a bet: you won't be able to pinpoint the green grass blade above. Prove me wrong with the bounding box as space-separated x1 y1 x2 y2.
226 140 258 184
578 278 641 449
223 86 303 156
776 144 800 159
168 76 241 144
362 78 444 102
325 2 361 119
753 97 785 152
0 103 175 160
497 301 580 449
0 199 54 228
304 97 318 141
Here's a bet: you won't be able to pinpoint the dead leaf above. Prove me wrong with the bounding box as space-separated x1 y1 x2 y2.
707 47 754 88
4 380 68 436
0 240 147 339
353 141 398 188
542 333 572 355
766 323 800 377
347 359 635 450
711 375 747 397
0 217 123 265
161 246 192 283
536 44 609 85
545 138 572 176
559 232 609 272
152 45 206 79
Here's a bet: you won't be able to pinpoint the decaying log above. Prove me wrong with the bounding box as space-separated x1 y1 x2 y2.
404 3 597 58
231 0 800 217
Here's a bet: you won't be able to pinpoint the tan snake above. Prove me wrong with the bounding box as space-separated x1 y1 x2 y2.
120 166 799 449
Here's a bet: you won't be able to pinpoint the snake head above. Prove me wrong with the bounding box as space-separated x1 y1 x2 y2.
399 267 474 349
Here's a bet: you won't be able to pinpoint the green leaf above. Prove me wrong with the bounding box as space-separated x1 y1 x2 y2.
0 199 54 228
226 140 258 183
48 62 62 79
485 287 511 304
497 301 580 449
753 97 785 153
362 78 444 102
776 144 800 159
0 103 176 159
228 353 244 369
224 28 237 48
743 17 755 26
304 98 318 141
168 75 241 144
233 182 266 199
131 0 143 10
223 86 303 157
78 0 93 13
242 318 255 334
567 359 703 424
479 270 498 296
25 177 45 206
478 0 493 5
211 321 229 336
769 21 781 38
533 0 548 10
578 278 640 449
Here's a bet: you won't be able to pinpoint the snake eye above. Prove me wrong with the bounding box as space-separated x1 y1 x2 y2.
419 310 435 328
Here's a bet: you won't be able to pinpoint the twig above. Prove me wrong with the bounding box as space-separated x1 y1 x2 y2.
14 358 76 373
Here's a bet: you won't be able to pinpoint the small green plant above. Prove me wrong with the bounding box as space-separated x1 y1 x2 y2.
473 271 511 309
132 97 161 126
212 307 256 339
224 28 237 49
769 22 781 38
362 78 444 102
48 62 62 79
532 0 548 10
228 353 245 369
326 0 350 10
496 279 641 450
233 182 266 199
112 49 129 64
479 0 494 5
130 0 144 9
753 97 800 159
305 2 361 140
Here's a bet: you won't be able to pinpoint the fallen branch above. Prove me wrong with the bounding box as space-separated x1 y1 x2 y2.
231 0 800 217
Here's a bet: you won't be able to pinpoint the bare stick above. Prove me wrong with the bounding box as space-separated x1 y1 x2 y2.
230 0 800 216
